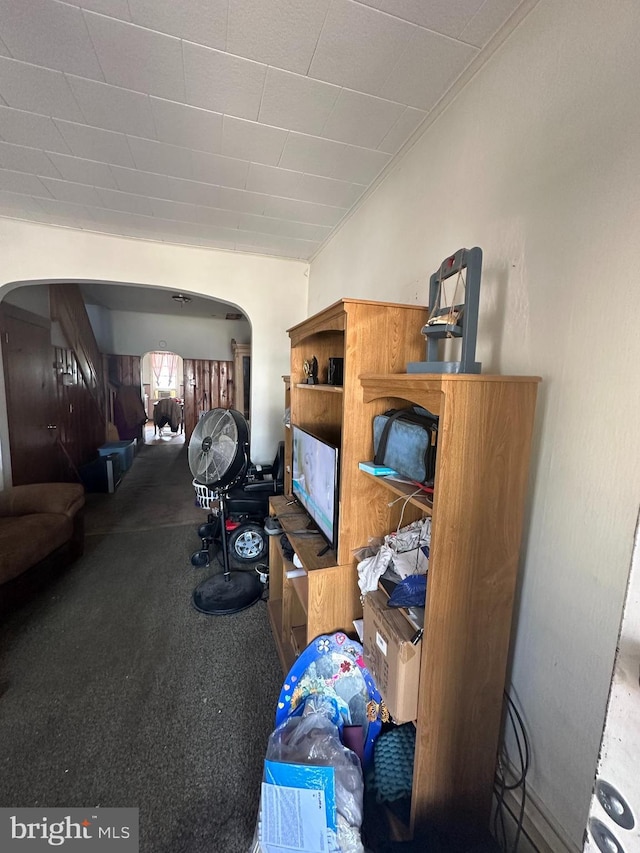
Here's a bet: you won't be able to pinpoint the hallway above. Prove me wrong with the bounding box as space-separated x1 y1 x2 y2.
0 441 282 852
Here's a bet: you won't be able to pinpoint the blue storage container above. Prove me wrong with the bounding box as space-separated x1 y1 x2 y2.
98 440 136 471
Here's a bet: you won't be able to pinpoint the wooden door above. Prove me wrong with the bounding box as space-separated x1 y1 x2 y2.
182 359 235 443
0 304 61 484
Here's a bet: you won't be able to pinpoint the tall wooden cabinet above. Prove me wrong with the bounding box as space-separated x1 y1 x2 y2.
359 372 539 836
267 298 429 667
267 298 540 839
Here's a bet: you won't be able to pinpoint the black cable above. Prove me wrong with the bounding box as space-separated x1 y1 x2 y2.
493 690 537 853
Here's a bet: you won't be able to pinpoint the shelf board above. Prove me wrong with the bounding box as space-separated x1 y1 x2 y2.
361 470 433 514
291 625 307 656
295 383 343 393
291 574 309 614
267 599 296 673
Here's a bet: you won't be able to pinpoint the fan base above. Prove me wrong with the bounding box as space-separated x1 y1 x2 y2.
192 570 263 615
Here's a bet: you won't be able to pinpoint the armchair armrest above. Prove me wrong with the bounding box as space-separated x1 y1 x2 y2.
0 483 85 519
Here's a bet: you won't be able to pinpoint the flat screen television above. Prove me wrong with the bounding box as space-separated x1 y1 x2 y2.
291 424 339 554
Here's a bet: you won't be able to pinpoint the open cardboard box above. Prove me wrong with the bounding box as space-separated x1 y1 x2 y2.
362 589 422 723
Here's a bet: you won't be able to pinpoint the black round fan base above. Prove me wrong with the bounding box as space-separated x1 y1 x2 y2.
192 570 263 615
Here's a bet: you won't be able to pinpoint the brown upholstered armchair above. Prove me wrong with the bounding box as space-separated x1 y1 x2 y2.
0 483 85 612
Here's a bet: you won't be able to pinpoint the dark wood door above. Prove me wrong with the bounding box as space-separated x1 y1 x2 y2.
182 359 235 443
0 305 61 484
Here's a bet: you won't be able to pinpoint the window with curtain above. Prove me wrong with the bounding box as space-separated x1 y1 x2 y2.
151 351 178 391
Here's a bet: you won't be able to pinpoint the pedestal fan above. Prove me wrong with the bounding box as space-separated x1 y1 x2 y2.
188 408 263 615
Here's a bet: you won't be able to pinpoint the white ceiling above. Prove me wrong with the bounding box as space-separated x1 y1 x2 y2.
78 281 247 318
0 0 527 262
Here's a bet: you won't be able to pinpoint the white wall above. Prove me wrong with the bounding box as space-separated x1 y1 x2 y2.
2 282 50 318
309 0 640 846
0 221 308 473
86 304 250 361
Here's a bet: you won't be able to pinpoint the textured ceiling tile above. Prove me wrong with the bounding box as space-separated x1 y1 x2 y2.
46 152 118 189
161 229 239 250
77 0 132 20
237 212 284 237
150 98 224 154
308 0 414 93
192 208 243 229
0 106 71 154
263 194 344 227
213 185 267 215
84 12 185 102
54 121 136 168
245 163 302 199
0 58 85 122
221 116 287 167
277 218 333 242
259 68 340 135
380 27 478 110
66 76 156 139
32 196 94 224
0 189 48 218
39 176 103 206
329 143 390 184
279 133 346 179
227 0 329 75
280 133 389 184
164 176 225 207
0 141 62 177
460 0 522 47
0 167 52 196
321 90 405 148
96 186 154 216
149 197 241 228
190 149 249 190
377 106 426 154
110 165 170 198
237 232 317 259
297 173 366 208
128 0 227 50
150 196 228 225
357 0 486 39
127 136 193 180
0 0 104 80
86 206 146 232
183 42 267 121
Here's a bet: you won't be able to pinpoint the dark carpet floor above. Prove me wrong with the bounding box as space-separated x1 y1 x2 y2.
0 443 282 852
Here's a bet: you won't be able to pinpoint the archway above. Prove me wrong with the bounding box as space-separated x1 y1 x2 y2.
141 350 185 444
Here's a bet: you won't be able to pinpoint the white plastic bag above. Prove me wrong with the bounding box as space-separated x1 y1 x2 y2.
252 697 365 853
357 517 431 593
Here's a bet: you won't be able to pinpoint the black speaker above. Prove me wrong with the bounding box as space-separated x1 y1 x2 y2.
327 357 344 386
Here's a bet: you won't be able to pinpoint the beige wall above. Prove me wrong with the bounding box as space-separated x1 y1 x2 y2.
0 220 308 478
309 0 640 847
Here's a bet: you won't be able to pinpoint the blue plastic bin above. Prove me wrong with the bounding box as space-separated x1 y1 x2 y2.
98 440 135 471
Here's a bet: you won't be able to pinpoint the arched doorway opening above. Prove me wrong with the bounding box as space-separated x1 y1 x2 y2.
141 350 185 444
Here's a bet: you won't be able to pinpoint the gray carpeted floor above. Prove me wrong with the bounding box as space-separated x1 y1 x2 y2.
0 442 283 852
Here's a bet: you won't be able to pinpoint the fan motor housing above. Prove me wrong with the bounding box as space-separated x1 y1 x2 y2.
189 408 249 490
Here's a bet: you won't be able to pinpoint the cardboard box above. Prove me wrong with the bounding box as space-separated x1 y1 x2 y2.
362 589 422 723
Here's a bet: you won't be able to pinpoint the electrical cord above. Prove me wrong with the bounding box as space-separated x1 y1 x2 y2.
493 691 538 853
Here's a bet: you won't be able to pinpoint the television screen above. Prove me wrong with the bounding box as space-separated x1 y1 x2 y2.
292 425 339 552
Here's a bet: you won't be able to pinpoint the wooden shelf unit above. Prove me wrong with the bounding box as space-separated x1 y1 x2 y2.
282 375 292 496
267 298 429 667
359 371 540 839
266 296 540 841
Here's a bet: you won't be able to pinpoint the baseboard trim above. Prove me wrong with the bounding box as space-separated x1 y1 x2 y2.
496 787 581 853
